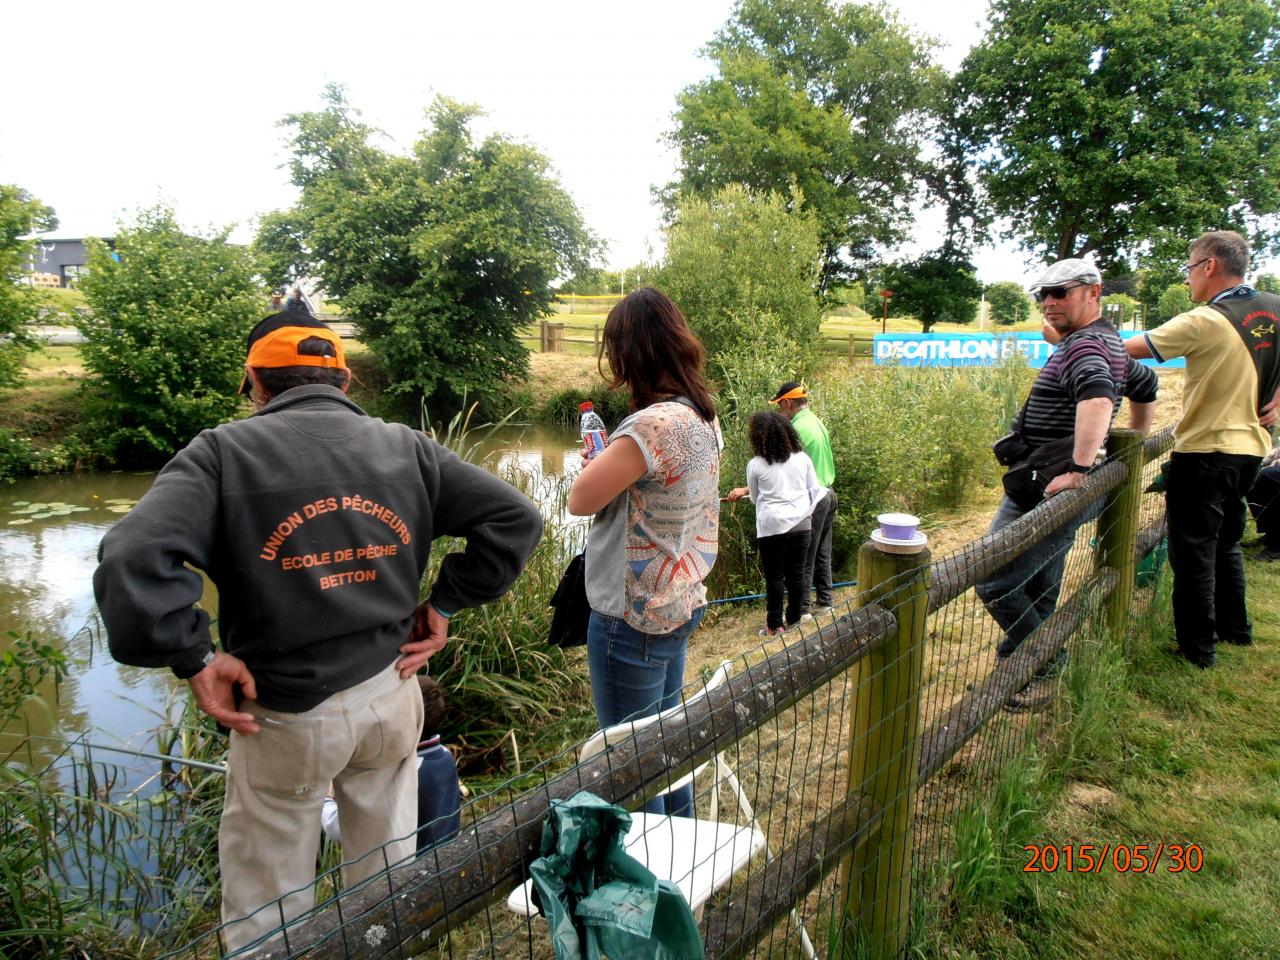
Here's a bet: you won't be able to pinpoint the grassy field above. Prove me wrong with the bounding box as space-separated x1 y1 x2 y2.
955 557 1280 960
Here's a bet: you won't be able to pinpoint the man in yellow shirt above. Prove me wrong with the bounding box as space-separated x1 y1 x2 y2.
1127 230 1280 667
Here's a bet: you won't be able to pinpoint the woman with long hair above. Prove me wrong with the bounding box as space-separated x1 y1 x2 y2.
567 286 721 818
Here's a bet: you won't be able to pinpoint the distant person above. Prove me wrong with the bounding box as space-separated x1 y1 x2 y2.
769 382 836 619
270 290 284 311
1247 445 1280 562
284 285 308 313
727 412 825 637
322 674 462 854
567 287 721 820
94 310 542 951
1127 230 1280 666
979 259 1156 682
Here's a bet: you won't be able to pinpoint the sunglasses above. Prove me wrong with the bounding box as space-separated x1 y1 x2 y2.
1033 282 1084 303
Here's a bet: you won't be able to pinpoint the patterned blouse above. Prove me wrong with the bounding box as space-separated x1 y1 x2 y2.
584 400 722 634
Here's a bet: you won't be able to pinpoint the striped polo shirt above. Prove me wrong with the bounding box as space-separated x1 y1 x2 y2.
1021 319 1158 449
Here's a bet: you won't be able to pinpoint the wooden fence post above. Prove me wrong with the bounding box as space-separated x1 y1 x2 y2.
1096 427 1145 636
839 537 931 958
593 324 600 352
849 333 856 365
539 320 548 352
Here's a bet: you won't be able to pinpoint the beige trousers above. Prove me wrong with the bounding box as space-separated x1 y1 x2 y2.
218 661 423 954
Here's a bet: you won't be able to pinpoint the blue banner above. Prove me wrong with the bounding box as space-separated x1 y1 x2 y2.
872 331 1183 368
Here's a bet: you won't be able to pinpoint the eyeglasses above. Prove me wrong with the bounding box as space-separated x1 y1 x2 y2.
1180 257 1211 276
1032 282 1084 303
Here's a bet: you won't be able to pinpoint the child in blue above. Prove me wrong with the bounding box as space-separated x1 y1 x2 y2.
322 675 461 854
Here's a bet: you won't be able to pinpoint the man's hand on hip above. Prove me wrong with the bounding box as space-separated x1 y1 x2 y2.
399 603 450 678
189 652 260 736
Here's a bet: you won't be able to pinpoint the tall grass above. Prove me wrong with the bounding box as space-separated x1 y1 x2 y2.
709 356 1035 598
421 402 595 776
1 632 230 958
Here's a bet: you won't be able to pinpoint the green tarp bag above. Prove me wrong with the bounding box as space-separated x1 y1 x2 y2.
528 790 705 960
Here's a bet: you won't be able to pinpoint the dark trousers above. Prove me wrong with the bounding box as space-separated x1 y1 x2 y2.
1248 462 1280 549
801 490 837 612
1165 451 1260 660
759 528 812 629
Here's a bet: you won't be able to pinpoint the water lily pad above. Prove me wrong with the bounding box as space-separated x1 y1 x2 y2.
7 518 32 526
29 512 54 519
48 508 75 516
106 505 134 514
11 500 29 507
69 506 92 513
103 498 136 505
10 506 41 515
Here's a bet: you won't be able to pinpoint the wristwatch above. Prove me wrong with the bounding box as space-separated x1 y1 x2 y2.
1066 462 1091 474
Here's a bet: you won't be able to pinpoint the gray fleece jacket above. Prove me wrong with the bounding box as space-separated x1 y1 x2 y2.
94 385 542 711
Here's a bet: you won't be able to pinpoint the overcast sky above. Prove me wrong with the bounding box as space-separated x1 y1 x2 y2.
2 0 1044 286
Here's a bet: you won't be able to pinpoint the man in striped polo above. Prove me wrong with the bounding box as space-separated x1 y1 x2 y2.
978 259 1157 677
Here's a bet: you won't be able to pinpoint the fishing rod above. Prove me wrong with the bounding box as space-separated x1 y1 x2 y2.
2 732 227 774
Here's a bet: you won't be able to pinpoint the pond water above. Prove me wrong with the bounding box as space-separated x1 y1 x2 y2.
0 423 582 771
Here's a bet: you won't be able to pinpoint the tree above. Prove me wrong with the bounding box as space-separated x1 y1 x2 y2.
952 0 1280 270
880 254 982 332
985 281 1032 326
659 184 824 370
260 87 595 419
1101 292 1140 328
77 206 261 462
1155 282 1193 327
1256 273 1280 293
665 0 942 290
0 186 57 388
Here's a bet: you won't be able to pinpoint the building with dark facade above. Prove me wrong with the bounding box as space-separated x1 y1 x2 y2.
24 237 115 288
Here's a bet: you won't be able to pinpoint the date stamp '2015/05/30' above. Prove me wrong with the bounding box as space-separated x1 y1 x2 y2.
1023 843 1204 874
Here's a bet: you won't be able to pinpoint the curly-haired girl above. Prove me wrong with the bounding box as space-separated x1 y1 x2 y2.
727 411 827 636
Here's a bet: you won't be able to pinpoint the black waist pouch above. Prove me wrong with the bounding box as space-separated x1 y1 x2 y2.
1001 435 1077 509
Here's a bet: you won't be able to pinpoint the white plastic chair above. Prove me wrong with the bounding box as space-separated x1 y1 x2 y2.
507 661 815 958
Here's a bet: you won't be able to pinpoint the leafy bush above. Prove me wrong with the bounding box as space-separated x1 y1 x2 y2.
536 387 631 427
77 206 261 464
1154 282 1193 327
660 184 824 373
262 88 595 421
0 429 89 482
0 186 57 389
1101 292 1139 328
985 281 1031 325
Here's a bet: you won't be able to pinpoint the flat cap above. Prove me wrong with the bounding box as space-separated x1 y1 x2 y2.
1028 258 1102 293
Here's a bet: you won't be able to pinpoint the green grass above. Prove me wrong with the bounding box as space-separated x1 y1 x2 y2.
922 559 1280 959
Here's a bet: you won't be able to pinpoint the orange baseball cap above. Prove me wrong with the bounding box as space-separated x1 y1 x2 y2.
238 310 346 395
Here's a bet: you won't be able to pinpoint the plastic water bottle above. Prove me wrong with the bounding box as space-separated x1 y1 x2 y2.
579 401 609 460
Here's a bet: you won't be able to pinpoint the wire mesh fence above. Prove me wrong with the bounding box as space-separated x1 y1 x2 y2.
18 425 1175 959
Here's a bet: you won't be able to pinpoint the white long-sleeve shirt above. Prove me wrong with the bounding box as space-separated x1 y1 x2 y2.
746 451 828 538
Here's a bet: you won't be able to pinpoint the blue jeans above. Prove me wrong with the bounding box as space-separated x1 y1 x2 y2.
587 607 705 817
976 495 1093 657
